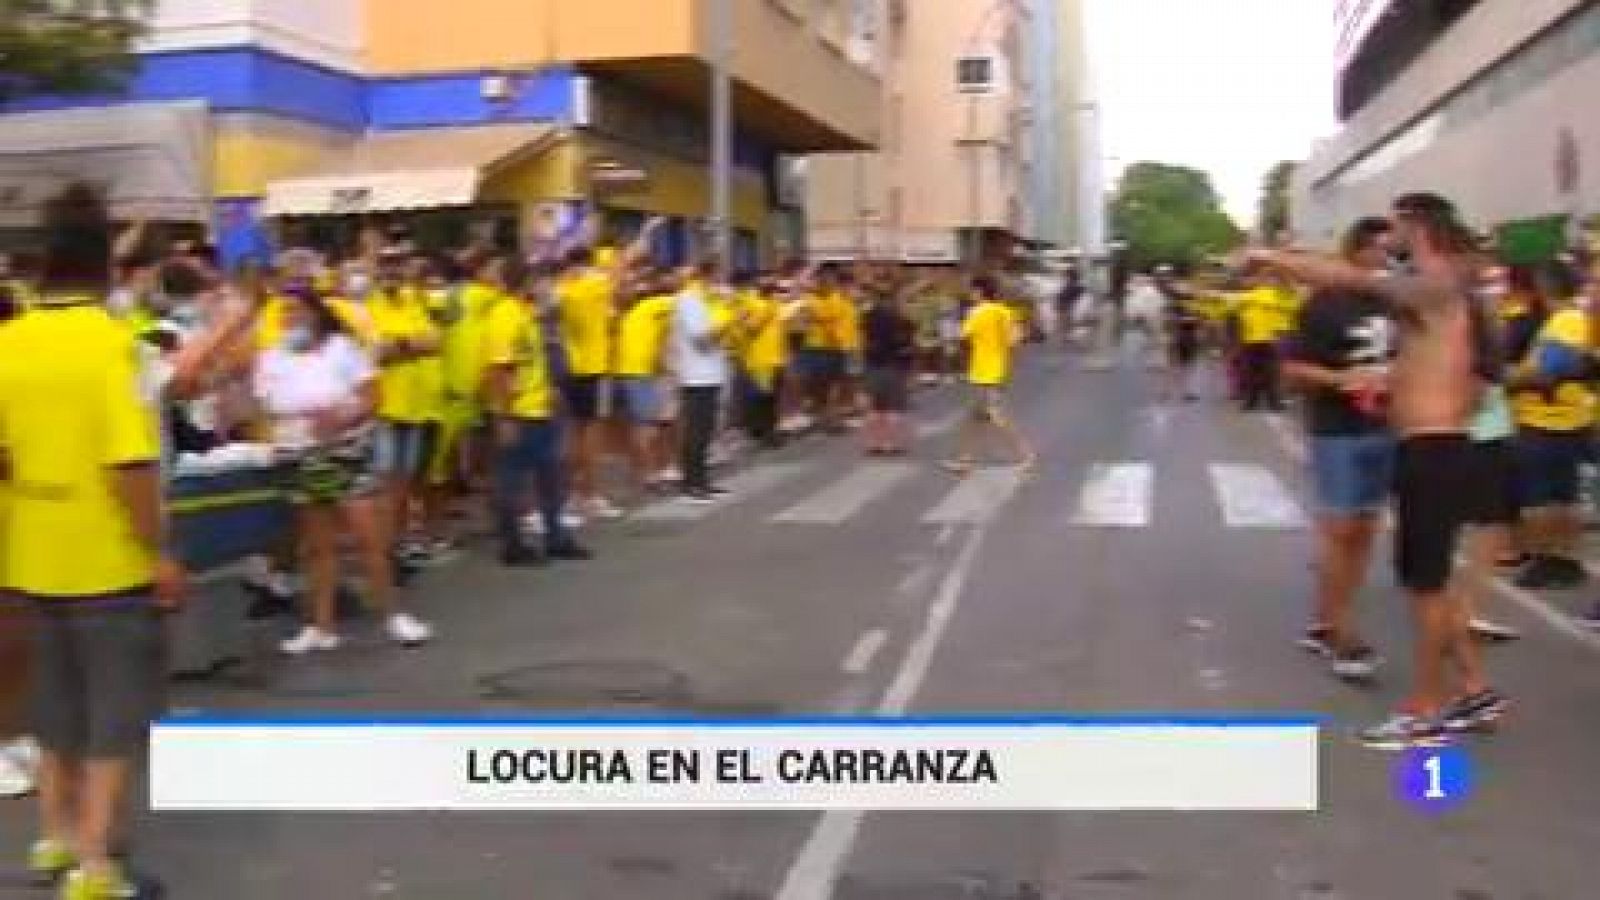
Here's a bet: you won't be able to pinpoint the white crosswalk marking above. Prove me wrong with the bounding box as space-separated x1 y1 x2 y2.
915 411 965 440
773 462 917 525
922 467 1025 525
1208 463 1307 529
1069 462 1153 528
632 463 812 522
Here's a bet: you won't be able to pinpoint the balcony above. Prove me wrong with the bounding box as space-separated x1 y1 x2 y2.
365 0 880 153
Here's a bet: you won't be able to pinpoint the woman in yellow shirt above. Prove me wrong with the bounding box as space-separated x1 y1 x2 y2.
612 271 678 497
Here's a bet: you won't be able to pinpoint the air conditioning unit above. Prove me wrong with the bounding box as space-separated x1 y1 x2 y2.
955 54 1007 96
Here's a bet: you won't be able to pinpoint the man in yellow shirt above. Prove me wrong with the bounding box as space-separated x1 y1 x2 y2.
431 254 509 494
486 260 590 567
367 251 443 568
1508 294 1594 589
945 275 1036 475
1232 271 1293 411
0 199 181 900
799 266 854 433
555 246 620 520
737 274 789 448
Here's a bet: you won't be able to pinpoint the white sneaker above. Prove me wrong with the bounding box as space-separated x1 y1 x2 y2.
386 612 434 647
587 496 625 520
521 514 547 535
0 742 35 798
561 510 586 530
281 626 342 656
657 467 684 483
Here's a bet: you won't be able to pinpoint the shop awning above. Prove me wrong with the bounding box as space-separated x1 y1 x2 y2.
0 101 212 227
262 124 562 217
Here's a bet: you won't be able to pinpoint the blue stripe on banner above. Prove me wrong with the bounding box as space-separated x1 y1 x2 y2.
156 713 1325 728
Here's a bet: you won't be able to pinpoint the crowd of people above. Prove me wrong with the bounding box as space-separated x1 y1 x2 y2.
0 184 1036 898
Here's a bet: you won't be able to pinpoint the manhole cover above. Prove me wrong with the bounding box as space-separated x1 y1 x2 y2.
477 660 695 709
834 873 1045 900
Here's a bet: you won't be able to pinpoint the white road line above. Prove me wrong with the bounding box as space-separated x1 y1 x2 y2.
776 527 987 900
773 463 916 525
632 463 810 522
1208 463 1307 529
1264 413 1308 464
896 562 936 595
915 411 965 440
922 467 1025 525
1483 564 1600 652
1068 462 1153 528
840 629 889 675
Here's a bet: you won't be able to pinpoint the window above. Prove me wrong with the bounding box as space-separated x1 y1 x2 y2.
956 55 999 94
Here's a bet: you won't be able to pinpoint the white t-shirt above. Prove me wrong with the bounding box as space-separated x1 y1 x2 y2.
673 287 728 388
254 334 375 448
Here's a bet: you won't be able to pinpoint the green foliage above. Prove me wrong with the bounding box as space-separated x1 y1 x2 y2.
1257 160 1298 242
0 0 152 105
1110 162 1242 272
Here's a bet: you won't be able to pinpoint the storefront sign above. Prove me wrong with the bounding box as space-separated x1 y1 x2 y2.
328 187 373 215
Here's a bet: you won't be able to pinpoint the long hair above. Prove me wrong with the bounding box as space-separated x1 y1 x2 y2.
284 283 349 343
1392 192 1477 257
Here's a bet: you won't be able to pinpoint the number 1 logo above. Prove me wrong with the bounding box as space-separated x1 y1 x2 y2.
1397 746 1471 813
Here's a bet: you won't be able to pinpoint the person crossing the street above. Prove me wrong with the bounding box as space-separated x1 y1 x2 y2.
943 275 1037 477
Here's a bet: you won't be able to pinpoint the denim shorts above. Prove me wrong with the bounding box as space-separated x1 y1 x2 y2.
613 376 664 425
372 421 437 478
1309 432 1394 516
1516 427 1592 508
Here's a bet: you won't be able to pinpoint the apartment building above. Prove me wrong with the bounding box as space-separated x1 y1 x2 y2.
0 0 880 266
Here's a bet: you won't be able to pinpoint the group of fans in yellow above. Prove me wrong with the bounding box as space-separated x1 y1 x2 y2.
0 185 1034 899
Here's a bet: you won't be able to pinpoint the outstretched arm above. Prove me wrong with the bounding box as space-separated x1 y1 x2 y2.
1241 247 1452 314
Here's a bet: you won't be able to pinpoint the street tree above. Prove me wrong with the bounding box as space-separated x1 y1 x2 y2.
0 0 152 105
1109 162 1242 272
1257 160 1299 242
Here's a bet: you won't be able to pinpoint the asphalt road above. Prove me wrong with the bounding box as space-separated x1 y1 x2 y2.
6 340 1600 899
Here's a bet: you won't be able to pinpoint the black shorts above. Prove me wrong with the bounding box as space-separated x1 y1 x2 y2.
562 375 607 423
863 366 910 413
1467 438 1519 526
24 591 166 758
1394 434 1476 593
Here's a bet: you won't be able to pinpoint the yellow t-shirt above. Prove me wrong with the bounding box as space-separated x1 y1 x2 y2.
1513 307 1595 432
368 287 442 424
805 291 853 351
1233 287 1288 345
615 294 676 378
441 282 507 407
557 269 616 377
742 291 788 380
964 300 1018 387
0 303 161 597
484 298 554 420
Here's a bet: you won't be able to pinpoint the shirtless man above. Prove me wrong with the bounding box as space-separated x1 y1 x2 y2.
1241 192 1506 748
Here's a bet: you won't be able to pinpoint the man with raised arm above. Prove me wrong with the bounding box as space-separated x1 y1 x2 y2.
1240 192 1506 749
